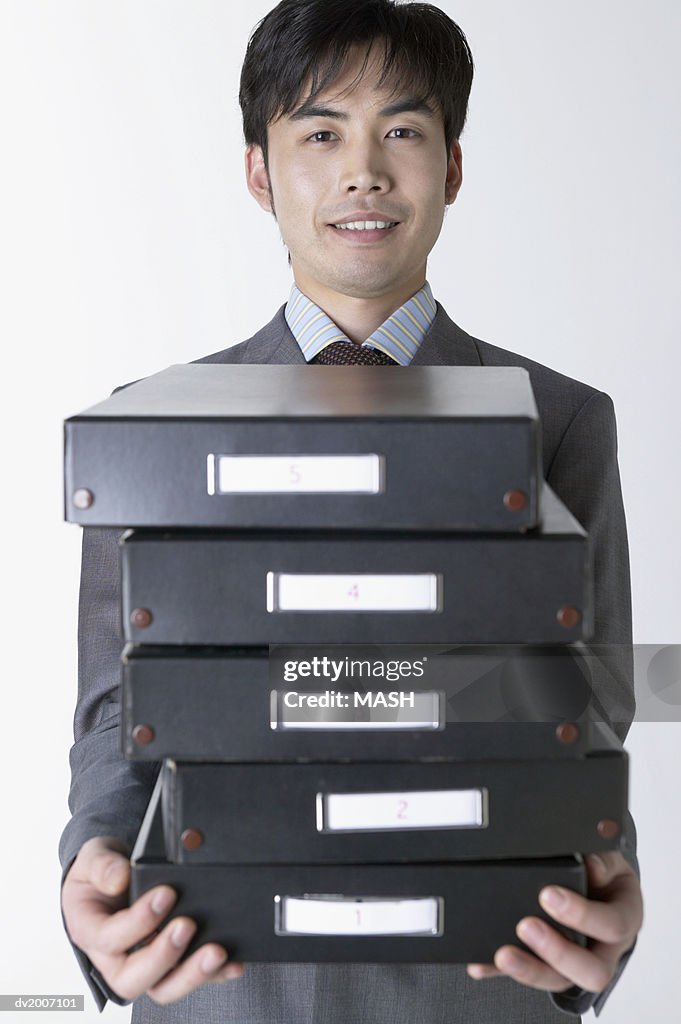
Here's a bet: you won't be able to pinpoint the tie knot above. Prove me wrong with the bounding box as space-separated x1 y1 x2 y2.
311 342 397 366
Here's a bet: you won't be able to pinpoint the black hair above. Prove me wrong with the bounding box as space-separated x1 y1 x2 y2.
239 0 474 173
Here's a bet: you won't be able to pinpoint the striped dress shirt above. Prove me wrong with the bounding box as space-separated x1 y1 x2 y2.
284 281 438 365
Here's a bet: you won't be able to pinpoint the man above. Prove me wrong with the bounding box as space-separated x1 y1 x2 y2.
60 1 643 1020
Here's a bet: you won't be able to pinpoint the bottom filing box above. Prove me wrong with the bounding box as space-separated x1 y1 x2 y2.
131 777 587 964
161 728 627 864
122 644 596 763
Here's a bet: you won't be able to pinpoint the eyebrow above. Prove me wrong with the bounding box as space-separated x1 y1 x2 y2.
288 97 436 123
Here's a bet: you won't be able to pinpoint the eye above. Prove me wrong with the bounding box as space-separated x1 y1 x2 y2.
388 128 420 139
308 131 337 143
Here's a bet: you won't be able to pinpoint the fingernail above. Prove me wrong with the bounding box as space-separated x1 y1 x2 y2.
171 920 195 948
541 886 568 911
201 948 228 974
589 854 606 874
517 918 546 945
151 888 176 915
467 965 484 980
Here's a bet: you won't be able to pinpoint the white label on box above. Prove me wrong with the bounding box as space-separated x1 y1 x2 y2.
318 789 486 832
275 895 441 936
267 573 441 612
211 454 383 494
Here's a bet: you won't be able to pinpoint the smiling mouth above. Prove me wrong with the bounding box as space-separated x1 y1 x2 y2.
331 222 399 230
329 222 401 240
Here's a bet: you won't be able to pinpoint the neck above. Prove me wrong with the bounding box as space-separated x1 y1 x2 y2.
292 274 427 343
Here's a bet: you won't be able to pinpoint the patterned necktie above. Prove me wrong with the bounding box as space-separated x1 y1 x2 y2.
311 341 397 365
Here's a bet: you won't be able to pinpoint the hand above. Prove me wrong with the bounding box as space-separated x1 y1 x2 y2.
466 852 643 995
61 837 244 1005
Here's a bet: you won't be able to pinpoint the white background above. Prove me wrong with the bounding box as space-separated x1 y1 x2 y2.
0 1 678 1020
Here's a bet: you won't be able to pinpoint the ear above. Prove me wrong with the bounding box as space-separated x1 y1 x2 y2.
245 144 274 214
445 140 463 205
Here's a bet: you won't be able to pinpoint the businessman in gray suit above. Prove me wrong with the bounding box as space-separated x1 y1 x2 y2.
60 1 643 1020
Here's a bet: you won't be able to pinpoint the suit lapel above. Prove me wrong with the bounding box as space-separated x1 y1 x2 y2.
265 307 307 363
410 303 482 367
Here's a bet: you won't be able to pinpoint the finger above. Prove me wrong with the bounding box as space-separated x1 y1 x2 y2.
515 917 619 993
466 963 502 980
88 887 179 956
538 874 642 946
105 917 198 1003
493 943 573 992
211 961 246 984
146 944 233 1005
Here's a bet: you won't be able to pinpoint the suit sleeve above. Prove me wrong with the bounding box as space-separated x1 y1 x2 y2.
544 391 638 1018
58 526 158 1011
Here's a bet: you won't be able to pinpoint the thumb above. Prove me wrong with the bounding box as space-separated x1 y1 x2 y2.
84 839 131 897
585 850 631 891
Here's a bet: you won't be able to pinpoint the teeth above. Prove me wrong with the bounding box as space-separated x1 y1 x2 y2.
334 221 397 231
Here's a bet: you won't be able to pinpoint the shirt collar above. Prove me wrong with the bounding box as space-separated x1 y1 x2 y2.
284 281 438 366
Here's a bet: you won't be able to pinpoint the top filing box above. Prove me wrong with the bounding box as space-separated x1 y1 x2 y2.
64 364 542 531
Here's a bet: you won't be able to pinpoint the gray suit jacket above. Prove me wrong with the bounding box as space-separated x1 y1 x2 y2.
59 301 637 1021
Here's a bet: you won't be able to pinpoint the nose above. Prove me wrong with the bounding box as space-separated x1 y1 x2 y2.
339 136 392 195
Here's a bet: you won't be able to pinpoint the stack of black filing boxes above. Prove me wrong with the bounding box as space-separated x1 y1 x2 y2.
64 363 627 964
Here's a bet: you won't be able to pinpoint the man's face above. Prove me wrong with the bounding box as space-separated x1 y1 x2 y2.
246 44 462 301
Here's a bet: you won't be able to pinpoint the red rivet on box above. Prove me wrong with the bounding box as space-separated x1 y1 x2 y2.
557 606 581 629
556 722 579 745
132 724 155 746
73 488 94 510
181 828 204 851
503 489 528 512
597 819 620 840
130 608 153 629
